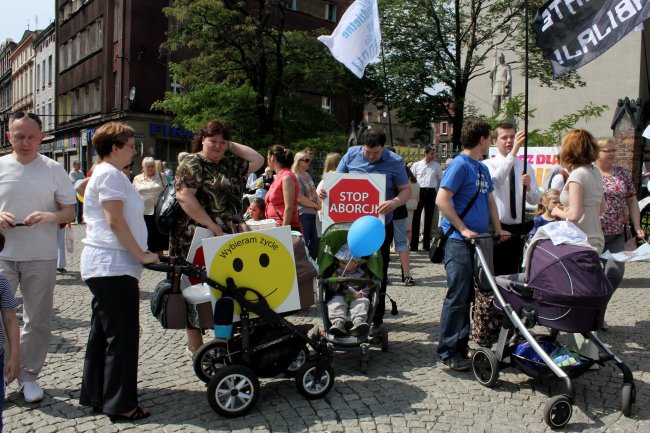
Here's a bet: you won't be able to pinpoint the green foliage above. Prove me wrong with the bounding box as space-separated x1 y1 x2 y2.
368 0 587 150
289 132 348 155
486 94 608 147
154 0 352 148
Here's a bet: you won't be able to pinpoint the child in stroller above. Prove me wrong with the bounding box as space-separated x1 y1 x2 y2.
326 244 370 337
318 222 387 373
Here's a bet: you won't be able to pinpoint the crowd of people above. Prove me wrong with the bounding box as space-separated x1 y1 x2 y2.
0 111 646 426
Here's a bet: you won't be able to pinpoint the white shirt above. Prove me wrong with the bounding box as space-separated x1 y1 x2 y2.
410 159 442 189
0 154 76 261
81 162 148 280
484 153 541 225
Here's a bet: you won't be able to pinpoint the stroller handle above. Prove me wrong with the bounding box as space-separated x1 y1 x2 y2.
144 256 204 280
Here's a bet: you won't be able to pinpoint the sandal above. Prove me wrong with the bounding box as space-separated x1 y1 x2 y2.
403 276 415 286
108 406 151 422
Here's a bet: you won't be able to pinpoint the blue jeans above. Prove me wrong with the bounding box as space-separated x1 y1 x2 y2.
0 353 4 432
299 213 320 260
438 238 474 361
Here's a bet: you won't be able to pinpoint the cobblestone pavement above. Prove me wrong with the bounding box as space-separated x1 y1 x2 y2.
3 225 649 432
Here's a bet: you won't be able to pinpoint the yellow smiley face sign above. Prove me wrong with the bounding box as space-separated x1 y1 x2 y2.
203 226 300 317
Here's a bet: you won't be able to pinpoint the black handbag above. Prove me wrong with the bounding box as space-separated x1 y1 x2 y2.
154 182 182 235
150 264 187 329
429 188 480 264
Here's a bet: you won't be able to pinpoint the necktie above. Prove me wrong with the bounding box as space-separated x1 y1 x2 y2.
509 166 517 220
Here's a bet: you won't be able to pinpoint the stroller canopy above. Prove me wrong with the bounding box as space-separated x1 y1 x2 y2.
497 239 614 332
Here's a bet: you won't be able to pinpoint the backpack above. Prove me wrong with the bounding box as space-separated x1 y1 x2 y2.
154 182 182 234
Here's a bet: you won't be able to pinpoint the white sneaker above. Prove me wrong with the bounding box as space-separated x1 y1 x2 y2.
19 381 44 403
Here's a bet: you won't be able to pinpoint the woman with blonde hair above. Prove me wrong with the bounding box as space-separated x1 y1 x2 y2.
595 137 645 290
316 152 341 239
291 150 320 259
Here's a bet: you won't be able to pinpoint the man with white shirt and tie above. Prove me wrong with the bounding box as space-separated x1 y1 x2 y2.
409 145 442 251
484 122 541 276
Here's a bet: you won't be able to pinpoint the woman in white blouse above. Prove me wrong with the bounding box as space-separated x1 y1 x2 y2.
79 122 158 421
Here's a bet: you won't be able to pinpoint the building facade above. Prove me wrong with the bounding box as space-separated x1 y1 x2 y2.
10 31 39 114
34 23 57 154
0 39 17 150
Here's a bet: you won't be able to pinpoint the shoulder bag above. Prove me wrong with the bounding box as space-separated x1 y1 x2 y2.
429 188 481 264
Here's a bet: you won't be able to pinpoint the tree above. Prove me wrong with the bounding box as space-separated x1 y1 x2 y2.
153 0 352 146
371 0 586 150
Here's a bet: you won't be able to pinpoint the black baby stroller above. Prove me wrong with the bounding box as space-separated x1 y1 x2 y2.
146 253 334 418
317 222 386 373
469 237 636 429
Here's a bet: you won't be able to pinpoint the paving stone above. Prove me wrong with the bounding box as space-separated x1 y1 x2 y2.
3 225 648 432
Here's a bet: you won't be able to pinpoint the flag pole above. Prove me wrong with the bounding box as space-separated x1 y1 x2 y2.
380 42 394 146
521 0 530 229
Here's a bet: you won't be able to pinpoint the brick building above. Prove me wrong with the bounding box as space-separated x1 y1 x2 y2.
0 39 17 150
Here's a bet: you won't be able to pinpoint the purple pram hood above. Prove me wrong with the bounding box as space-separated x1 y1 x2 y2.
495 239 614 333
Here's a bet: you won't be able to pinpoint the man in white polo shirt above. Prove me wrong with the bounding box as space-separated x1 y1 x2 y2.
0 112 75 402
409 145 442 251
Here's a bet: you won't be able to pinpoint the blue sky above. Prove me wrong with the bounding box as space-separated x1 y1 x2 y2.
0 1 55 43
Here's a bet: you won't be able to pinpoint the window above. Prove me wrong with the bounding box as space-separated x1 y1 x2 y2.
47 56 52 84
325 3 337 21
67 42 73 68
113 1 120 43
321 96 331 113
35 65 40 93
97 20 103 50
287 0 297 10
42 60 46 88
366 111 372 122
74 36 81 64
440 121 448 135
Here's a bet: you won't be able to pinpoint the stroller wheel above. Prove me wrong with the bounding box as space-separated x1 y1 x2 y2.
295 361 335 399
207 365 260 418
471 348 499 388
380 328 389 352
543 394 573 429
621 383 634 416
194 340 229 383
285 346 309 377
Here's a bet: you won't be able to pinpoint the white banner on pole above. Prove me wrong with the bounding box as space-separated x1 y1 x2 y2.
317 0 382 78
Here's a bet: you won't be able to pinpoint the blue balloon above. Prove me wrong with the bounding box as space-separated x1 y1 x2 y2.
347 216 385 257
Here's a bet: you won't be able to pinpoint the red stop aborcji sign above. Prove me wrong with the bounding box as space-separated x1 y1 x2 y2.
328 178 380 223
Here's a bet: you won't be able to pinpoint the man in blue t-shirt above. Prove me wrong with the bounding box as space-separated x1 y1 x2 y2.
325 130 410 338
435 118 509 371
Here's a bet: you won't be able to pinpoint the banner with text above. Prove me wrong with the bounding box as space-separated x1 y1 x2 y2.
488 147 559 191
532 0 650 77
321 173 386 232
317 0 381 78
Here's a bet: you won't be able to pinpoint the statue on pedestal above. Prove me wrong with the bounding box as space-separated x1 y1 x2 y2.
490 53 512 116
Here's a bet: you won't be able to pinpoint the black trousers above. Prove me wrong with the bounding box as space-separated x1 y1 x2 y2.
373 221 394 326
80 275 140 415
411 187 437 250
492 222 533 276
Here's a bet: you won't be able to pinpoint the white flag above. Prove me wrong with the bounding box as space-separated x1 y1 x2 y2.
317 0 382 79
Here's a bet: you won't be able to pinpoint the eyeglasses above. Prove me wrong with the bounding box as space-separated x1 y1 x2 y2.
301 159 311 163
10 111 42 127
600 149 617 154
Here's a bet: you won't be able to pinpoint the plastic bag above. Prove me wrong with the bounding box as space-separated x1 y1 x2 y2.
65 223 74 253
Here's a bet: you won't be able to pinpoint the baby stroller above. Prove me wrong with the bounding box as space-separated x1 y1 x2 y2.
146 252 334 418
469 237 636 429
317 222 386 373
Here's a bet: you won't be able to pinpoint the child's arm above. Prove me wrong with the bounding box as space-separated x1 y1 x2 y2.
3 309 19 383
